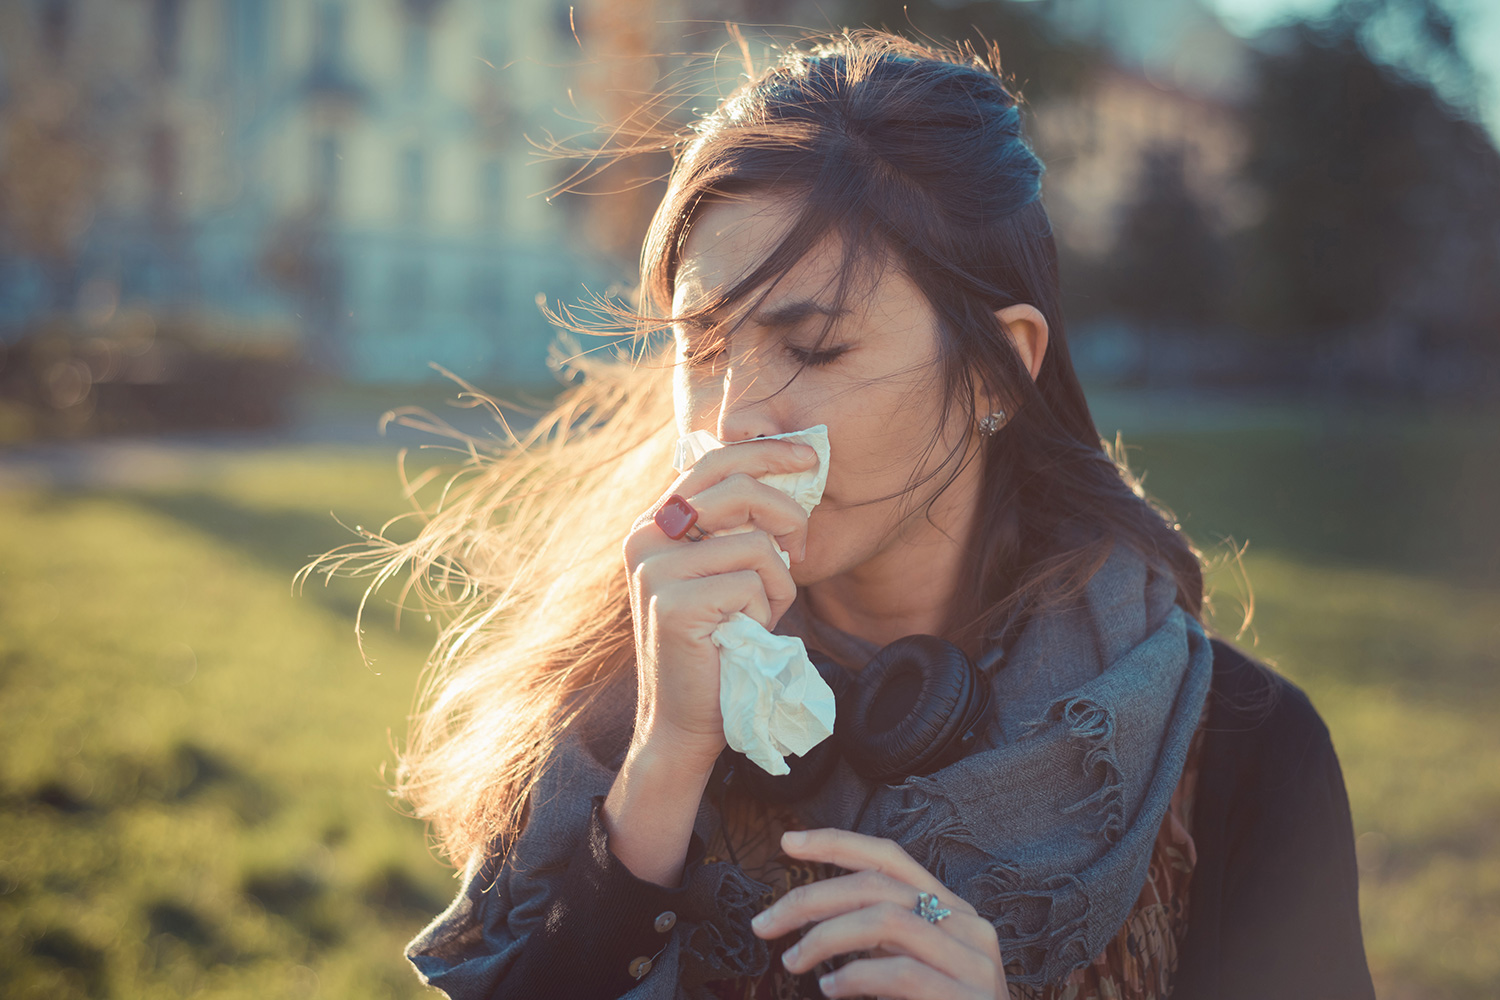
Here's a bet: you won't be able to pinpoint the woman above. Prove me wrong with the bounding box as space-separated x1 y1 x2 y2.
329 30 1374 1000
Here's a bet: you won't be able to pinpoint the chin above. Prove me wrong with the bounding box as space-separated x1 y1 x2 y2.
788 538 849 589
792 510 839 586
788 549 829 588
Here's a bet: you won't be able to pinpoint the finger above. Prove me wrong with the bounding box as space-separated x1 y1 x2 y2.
678 438 820 491
686 472 811 561
780 901 993 986
816 954 992 1000
657 570 773 631
777 829 960 904
753 870 995 960
643 530 797 625
630 439 819 560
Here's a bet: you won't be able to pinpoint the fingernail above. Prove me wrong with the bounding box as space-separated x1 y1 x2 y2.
783 943 801 964
793 444 817 461
819 973 836 993
783 830 806 847
752 911 771 929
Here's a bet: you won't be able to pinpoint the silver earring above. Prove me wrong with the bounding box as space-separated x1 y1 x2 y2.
978 410 1007 436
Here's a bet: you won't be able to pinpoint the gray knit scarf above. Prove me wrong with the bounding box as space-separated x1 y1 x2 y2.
405 540 1215 996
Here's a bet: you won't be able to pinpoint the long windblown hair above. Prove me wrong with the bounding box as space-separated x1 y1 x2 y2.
306 29 1245 869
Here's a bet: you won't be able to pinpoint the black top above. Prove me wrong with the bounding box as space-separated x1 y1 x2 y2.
461 638 1376 1000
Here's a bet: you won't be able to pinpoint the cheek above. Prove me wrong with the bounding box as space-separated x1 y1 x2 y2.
672 367 692 435
673 368 719 435
791 505 881 585
822 393 932 493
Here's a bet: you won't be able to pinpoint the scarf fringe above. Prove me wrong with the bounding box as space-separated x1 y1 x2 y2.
682 863 772 980
877 694 1131 988
886 774 1095 988
1027 695 1127 845
886 774 987 884
968 868 1094 988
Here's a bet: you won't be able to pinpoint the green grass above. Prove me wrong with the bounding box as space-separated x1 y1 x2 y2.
1 414 1497 998
1200 554 1500 998
1125 417 1500 1000
0 449 450 1000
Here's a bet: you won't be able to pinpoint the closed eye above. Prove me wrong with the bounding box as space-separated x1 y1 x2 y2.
784 342 850 367
675 326 848 370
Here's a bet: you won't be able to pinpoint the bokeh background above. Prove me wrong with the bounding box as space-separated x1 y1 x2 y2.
2 1 1498 998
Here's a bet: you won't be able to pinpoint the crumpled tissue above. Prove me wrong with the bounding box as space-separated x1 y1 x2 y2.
671 426 837 775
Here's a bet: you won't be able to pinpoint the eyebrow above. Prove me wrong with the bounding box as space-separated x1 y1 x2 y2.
749 301 850 328
676 299 849 334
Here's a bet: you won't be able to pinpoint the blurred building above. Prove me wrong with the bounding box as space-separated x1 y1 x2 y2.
1033 63 1256 259
0 0 605 383
1028 0 1257 255
7 0 1486 400
1 0 1259 387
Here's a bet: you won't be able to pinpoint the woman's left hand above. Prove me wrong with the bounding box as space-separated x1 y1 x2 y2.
750 828 1008 999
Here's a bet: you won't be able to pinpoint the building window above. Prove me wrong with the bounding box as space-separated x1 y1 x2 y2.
153 0 182 77
402 18 430 95
230 0 269 83
391 260 428 329
313 134 340 212
480 159 504 231
399 146 426 225
467 267 503 325
148 127 179 224
312 2 345 77
480 36 504 70
40 0 71 65
553 2 578 41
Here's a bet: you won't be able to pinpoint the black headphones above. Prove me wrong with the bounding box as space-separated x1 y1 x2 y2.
715 634 995 808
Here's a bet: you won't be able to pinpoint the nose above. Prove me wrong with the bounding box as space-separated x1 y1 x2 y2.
716 359 782 443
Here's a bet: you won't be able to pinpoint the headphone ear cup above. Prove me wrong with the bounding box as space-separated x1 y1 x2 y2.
842 635 992 784
723 649 850 804
808 648 855 704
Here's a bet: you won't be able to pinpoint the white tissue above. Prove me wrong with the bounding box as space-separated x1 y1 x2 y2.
672 426 837 775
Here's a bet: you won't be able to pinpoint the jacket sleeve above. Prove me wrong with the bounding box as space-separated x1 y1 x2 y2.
498 793 711 998
403 722 774 1000
1178 654 1377 1000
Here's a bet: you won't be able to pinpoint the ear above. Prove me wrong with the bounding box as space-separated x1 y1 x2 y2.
996 303 1049 383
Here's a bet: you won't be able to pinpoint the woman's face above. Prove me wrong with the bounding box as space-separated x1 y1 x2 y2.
671 194 983 588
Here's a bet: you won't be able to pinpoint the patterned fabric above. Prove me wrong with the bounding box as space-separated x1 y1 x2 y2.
700 791 858 1000
703 698 1211 1000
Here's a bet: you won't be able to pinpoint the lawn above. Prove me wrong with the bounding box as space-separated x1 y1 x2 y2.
1 406 1497 999
0 448 450 1000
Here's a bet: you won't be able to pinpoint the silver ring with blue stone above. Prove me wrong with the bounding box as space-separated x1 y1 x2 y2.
913 891 952 924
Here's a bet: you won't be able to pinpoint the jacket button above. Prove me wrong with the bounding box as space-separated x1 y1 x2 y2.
628 955 654 979
654 910 677 933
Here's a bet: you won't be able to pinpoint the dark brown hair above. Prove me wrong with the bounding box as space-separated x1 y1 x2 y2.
639 30 1208 647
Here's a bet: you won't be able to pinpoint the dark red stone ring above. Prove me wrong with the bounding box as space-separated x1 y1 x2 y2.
654 494 711 541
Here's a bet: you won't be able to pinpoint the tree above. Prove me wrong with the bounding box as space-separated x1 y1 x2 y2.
1240 0 1500 367
1109 143 1229 331
845 0 1105 108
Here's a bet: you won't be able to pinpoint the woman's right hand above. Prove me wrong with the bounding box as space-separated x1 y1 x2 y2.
622 438 820 771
